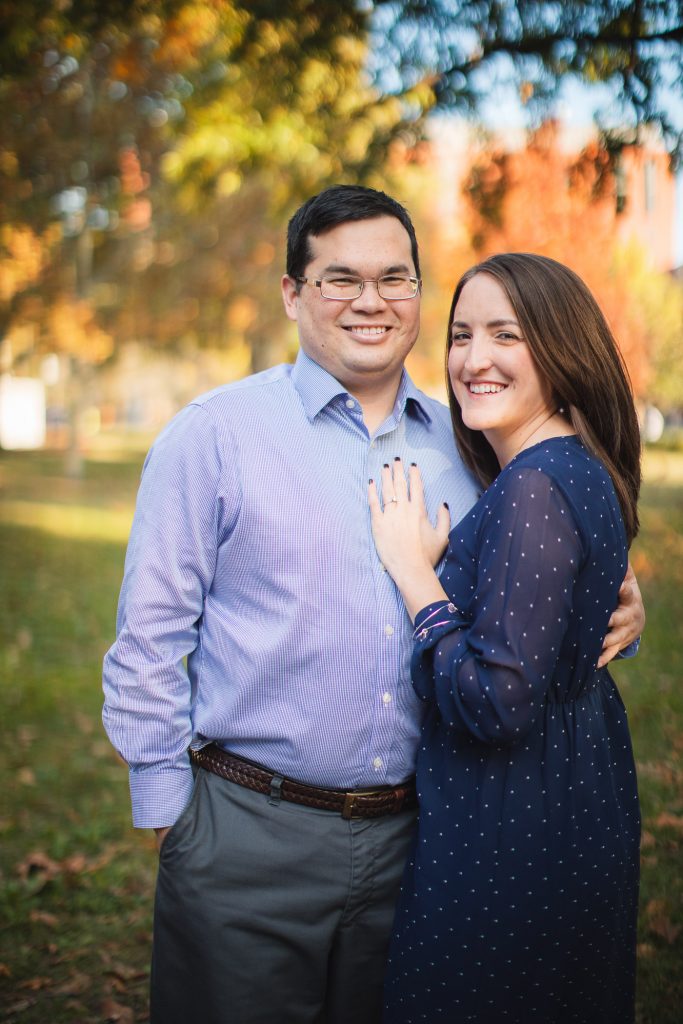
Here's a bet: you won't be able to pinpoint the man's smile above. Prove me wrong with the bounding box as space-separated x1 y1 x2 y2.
341 324 391 339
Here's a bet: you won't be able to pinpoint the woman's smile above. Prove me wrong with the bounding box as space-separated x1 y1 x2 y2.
448 272 558 465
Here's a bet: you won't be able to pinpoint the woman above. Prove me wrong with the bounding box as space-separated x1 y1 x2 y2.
370 253 641 1023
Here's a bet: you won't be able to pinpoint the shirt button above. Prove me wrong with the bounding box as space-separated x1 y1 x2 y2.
373 757 383 770
345 399 355 409
382 692 392 704
384 624 394 636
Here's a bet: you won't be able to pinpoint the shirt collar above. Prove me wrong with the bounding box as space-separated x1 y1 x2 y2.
291 349 432 425
291 350 348 420
394 370 432 425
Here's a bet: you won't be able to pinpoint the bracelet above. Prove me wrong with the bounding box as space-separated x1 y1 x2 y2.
412 601 458 642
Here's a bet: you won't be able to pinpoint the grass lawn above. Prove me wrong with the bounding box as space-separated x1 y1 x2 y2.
0 441 682 1023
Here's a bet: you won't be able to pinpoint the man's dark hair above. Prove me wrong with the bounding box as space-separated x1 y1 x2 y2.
286 184 421 282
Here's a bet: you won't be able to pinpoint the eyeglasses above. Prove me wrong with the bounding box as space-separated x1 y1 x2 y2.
295 274 421 301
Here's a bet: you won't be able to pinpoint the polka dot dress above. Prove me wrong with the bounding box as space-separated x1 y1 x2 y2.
384 437 640 1024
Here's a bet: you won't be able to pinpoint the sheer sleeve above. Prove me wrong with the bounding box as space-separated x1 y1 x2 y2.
411 467 585 745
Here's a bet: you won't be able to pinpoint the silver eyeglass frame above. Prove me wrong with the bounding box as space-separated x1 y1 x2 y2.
294 275 422 301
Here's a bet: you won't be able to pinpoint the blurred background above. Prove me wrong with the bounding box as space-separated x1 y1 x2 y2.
1 3 682 1022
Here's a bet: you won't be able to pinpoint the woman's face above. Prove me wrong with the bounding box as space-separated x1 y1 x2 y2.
447 273 555 461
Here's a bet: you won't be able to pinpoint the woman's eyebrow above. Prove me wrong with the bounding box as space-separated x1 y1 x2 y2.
451 318 519 328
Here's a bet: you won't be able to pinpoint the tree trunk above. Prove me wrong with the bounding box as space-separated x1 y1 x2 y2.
64 355 87 479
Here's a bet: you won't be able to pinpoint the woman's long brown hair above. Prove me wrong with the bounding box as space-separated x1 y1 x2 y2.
446 253 641 544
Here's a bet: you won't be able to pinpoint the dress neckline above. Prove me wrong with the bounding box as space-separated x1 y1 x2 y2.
503 433 580 472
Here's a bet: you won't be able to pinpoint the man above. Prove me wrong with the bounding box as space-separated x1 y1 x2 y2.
103 185 643 1024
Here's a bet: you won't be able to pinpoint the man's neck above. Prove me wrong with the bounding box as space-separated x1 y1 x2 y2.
348 375 403 436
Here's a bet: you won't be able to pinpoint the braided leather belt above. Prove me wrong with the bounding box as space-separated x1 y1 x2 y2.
190 744 417 820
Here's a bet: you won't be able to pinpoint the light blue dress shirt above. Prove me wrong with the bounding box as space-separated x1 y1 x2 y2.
102 351 479 827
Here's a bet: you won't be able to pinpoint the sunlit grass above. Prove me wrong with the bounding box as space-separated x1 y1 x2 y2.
642 446 683 485
0 500 134 542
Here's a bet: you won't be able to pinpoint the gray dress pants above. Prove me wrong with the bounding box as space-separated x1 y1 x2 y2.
151 768 417 1024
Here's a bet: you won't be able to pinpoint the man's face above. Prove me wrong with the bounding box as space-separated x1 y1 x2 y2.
281 216 421 396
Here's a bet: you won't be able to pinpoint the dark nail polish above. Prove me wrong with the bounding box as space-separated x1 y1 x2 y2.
369 478 373 484
394 456 401 461
444 502 449 509
383 463 389 469
411 462 417 467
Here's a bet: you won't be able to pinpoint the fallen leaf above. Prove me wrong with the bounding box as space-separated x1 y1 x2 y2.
640 830 656 849
29 909 59 927
62 853 88 874
645 900 681 944
17 767 36 786
83 843 123 873
52 971 91 996
0 962 11 977
16 851 61 882
64 1000 88 1018
18 976 52 991
103 960 148 983
125 909 149 927
16 846 120 892
2 999 37 1015
637 761 676 785
637 942 656 959
655 812 683 831
649 915 681 944
101 997 135 1023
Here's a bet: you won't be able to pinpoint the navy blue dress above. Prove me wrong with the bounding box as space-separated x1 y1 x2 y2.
384 437 640 1024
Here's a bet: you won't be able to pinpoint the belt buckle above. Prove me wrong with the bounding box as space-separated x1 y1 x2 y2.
342 792 361 819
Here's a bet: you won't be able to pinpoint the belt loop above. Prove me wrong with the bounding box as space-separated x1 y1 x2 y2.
268 774 284 806
342 793 357 820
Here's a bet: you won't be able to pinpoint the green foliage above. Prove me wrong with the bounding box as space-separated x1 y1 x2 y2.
0 1 419 230
0 0 423 387
611 245 683 411
161 1 419 208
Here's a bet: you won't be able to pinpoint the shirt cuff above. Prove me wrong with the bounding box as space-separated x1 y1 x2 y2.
410 600 467 703
129 764 195 829
413 599 464 645
616 637 640 660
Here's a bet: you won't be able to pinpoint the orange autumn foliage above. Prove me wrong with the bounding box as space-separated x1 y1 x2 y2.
462 122 651 396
